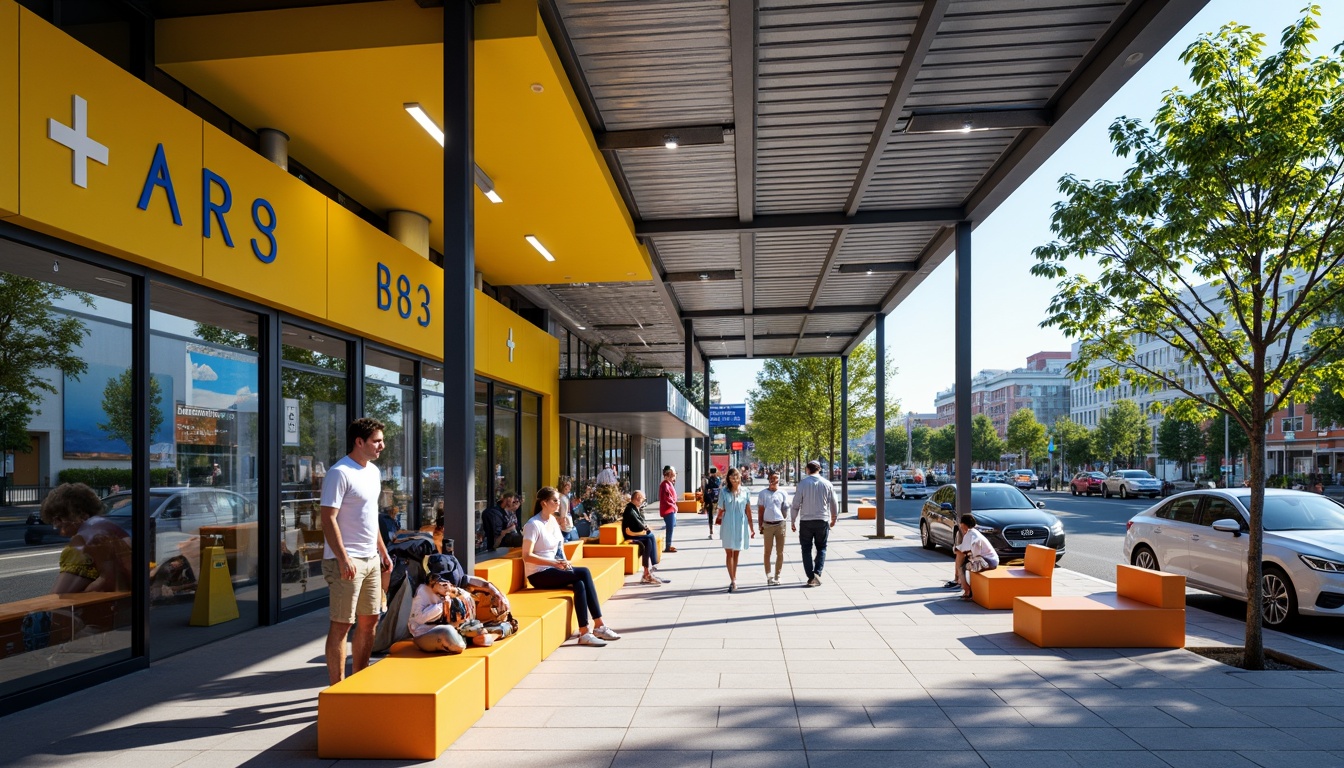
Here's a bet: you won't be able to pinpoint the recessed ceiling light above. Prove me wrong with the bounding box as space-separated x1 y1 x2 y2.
530 83 545 93
474 165 503 203
576 325 586 330
1126 51 1145 66
404 103 444 146
663 134 679 149
525 235 556 262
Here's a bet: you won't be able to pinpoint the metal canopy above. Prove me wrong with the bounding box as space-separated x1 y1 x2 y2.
535 0 1206 369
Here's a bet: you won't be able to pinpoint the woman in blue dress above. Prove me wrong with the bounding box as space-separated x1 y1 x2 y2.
714 467 755 592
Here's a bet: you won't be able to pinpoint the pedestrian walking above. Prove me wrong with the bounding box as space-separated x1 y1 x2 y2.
703 466 721 539
790 459 837 587
756 469 789 585
715 467 754 592
659 465 679 553
320 417 393 684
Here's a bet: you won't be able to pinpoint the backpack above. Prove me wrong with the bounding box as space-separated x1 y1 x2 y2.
705 475 721 504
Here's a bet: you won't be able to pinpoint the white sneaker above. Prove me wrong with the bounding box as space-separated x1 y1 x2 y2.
593 625 622 641
577 632 607 647
640 575 664 586
707 533 714 539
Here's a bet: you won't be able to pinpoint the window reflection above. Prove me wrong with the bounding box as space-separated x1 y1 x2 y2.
365 348 415 534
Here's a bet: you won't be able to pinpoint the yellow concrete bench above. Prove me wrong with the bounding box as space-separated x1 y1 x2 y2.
1013 564 1185 648
582 542 640 574
971 544 1055 610
856 505 876 520
683 492 697 500
675 499 700 513
390 615 542 708
506 590 576 651
318 654 485 759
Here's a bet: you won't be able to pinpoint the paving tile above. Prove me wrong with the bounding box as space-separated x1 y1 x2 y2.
443 751 615 768
978 751 1081 768
1087 707 1189 728
1011 706 1111 728
805 752 988 768
1238 751 1344 768
1063 752 1171 768
708 750 809 768
1148 751 1261 767
1279 729 1344 750
1156 704 1266 728
629 706 719 728
960 727 1143 751
610 750 711 768
716 706 797 728
866 706 957 729
1121 728 1316 751
620 727 801 751
939 707 1031 727
450 727 627 752
801 727 970 751
796 707 873 728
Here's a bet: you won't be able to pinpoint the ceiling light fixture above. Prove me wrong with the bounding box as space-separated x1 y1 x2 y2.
474 165 503 203
404 102 444 146
663 133 680 149
838 262 919 274
525 235 556 262
904 108 1051 135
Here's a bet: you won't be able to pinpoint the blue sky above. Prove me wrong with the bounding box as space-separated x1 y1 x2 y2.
714 1 1344 416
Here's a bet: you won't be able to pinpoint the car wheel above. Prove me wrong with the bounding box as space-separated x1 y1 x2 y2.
1261 565 1298 628
919 521 936 550
1103 486 1111 498
1120 486 1129 500
1071 486 1078 496
24 529 43 546
1131 545 1159 571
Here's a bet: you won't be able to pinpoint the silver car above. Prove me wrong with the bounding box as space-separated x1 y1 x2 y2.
1123 488 1344 627
1103 469 1162 499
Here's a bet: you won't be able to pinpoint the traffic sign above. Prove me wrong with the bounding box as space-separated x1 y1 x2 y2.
709 403 747 427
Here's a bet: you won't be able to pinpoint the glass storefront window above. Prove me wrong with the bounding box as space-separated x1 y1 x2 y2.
421 365 444 530
0 243 135 692
148 282 261 658
365 348 415 535
474 380 488 552
280 324 347 610
493 387 518 509
521 393 539 520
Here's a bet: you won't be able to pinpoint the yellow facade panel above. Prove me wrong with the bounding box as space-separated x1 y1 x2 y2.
0 0 17 218
17 8 203 275
473 289 558 399
327 201 444 360
201 125 327 320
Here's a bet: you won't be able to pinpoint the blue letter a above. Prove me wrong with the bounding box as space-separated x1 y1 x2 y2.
137 144 182 226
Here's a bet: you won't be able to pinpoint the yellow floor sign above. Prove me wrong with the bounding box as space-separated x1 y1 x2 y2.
190 546 239 626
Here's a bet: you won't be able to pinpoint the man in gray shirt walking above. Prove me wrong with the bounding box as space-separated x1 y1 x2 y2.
790 460 838 587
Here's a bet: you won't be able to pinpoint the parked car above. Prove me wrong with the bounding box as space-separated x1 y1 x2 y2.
24 511 70 546
1069 471 1107 497
889 477 929 500
1009 469 1038 490
100 487 257 565
1123 488 1344 627
919 484 1065 561
1103 469 1163 499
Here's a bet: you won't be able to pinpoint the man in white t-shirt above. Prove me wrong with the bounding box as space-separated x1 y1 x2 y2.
953 513 1000 600
756 469 790 586
320 417 392 684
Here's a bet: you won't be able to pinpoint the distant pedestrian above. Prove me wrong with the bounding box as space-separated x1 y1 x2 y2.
557 477 579 542
790 460 837 587
659 465 679 553
703 467 721 539
757 469 789 586
954 513 999 600
715 467 754 592
596 463 619 486
320 417 392 684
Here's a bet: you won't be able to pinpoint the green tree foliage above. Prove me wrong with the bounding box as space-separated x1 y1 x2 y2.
1030 9 1344 666
1094 400 1149 467
0 275 91 456
98 369 164 451
1204 411 1251 476
928 424 956 466
1005 408 1048 468
1050 417 1095 469
1156 415 1204 480
970 414 1003 465
1307 302 1344 427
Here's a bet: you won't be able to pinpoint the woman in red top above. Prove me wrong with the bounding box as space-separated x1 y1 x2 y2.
659 465 678 553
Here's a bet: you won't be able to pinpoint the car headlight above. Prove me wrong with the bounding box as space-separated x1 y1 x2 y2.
975 525 999 535
1050 521 1064 534
1299 554 1344 573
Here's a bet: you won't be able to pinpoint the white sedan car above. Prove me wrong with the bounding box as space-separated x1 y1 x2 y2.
1123 488 1344 627
1103 469 1163 499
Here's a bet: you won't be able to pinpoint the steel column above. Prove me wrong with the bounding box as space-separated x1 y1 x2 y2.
684 318 694 493
444 3 476 568
132 274 150 657
258 310 281 625
703 352 712 490
955 221 972 520
840 354 849 512
874 314 887 537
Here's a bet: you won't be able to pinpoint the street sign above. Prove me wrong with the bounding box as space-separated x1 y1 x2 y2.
745 441 755 450
1284 431 1296 441
709 403 747 427
731 441 743 450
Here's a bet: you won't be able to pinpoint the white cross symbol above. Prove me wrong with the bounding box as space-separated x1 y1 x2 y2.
506 328 516 362
48 95 109 189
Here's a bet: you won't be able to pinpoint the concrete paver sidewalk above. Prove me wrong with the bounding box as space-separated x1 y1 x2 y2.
2 503 1342 768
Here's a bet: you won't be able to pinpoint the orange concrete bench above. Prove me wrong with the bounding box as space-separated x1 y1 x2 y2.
1013 564 1185 648
390 616 542 708
675 499 700 513
856 505 876 520
318 654 484 759
971 544 1055 609
683 492 697 500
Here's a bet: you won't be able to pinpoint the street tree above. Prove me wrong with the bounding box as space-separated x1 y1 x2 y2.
0 275 90 473
910 424 933 466
1051 416 1095 471
1204 411 1251 480
1094 400 1149 468
928 424 956 468
970 414 1003 466
1005 408 1048 469
98 369 164 452
1156 415 1204 480
1031 9 1344 667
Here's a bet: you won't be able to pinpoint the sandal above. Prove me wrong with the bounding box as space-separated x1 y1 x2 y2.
959 594 973 601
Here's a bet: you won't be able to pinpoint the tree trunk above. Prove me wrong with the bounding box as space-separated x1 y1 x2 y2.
1244 418 1266 670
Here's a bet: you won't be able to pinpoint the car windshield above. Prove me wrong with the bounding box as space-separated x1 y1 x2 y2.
1262 494 1344 531
971 486 1034 510
1123 471 1152 478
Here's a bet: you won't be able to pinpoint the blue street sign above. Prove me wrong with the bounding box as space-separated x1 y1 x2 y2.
709 403 747 428
1047 437 1055 453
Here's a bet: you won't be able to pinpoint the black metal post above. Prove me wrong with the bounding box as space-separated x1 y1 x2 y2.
874 313 886 537
259 310 281 625
840 354 849 511
444 2 476 568
132 274 150 657
955 221 972 518
684 318 694 493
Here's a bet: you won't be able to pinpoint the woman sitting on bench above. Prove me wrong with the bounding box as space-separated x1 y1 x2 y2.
522 487 623 647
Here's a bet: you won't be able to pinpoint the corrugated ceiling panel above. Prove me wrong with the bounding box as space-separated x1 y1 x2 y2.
650 234 739 272
616 143 738 219
554 0 734 130
690 318 746 337
835 224 943 263
815 272 899 306
748 338 800 357
753 231 834 271
672 279 744 311
800 312 874 333
862 132 1015 208
746 316 804 337
752 277 815 307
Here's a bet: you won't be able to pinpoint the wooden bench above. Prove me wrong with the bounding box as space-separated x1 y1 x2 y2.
318 654 485 759
0 591 132 659
1013 564 1185 648
856 505 876 520
971 544 1054 610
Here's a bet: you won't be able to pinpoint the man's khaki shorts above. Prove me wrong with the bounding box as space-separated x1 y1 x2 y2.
323 556 382 624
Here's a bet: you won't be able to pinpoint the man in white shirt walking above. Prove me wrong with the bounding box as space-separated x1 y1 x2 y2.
790 460 837 587
954 513 1000 600
320 417 393 684
757 469 790 585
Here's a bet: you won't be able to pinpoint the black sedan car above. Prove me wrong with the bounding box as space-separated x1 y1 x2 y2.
919 484 1065 562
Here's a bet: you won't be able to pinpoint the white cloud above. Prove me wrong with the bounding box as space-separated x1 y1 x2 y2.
191 362 218 381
